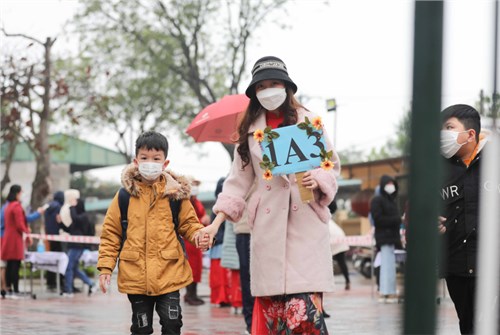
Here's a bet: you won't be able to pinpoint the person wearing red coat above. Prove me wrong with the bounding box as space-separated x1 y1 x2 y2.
1 185 31 294
184 178 210 305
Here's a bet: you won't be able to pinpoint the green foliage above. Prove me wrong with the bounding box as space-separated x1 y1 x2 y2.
475 90 499 119
70 172 121 199
66 0 289 157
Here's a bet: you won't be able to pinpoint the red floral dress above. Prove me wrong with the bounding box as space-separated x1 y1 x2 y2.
252 292 328 335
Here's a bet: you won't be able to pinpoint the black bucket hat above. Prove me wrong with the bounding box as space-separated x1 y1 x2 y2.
245 56 297 98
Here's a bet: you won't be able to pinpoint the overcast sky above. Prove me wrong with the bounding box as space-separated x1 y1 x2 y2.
1 0 497 192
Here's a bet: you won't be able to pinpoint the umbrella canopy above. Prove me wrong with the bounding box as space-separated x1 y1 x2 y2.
186 94 250 144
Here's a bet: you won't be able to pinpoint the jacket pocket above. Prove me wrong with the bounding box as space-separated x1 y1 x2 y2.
160 249 179 260
247 195 261 229
118 250 142 283
158 249 182 281
120 250 140 261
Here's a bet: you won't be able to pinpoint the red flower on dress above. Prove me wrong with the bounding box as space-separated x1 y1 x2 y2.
294 321 321 335
264 301 285 320
285 298 308 330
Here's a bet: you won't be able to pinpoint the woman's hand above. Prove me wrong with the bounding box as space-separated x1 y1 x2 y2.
194 231 211 251
301 171 319 190
195 212 227 249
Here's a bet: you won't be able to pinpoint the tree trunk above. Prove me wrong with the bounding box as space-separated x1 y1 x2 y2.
30 38 53 231
0 137 18 194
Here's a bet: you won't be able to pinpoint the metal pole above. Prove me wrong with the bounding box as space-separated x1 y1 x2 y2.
334 110 338 148
475 1 499 334
404 2 443 334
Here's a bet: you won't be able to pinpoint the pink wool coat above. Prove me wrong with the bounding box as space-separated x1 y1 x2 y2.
213 108 340 297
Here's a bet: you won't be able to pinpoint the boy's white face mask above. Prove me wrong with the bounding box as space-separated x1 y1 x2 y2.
440 130 468 159
138 162 163 181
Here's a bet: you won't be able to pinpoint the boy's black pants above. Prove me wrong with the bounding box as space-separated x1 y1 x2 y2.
128 291 182 335
445 275 476 334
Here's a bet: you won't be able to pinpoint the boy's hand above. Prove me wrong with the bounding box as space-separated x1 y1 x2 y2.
196 224 219 249
195 232 210 251
438 216 447 234
99 274 111 294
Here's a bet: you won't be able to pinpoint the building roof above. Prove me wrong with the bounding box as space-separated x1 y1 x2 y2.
1 133 128 173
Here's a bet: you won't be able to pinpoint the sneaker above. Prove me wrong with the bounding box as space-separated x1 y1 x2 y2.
378 295 387 303
62 293 74 298
6 292 20 300
1 290 6 299
88 285 96 296
385 295 399 304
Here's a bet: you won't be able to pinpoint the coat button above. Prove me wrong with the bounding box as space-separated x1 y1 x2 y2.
292 204 298 211
266 185 271 191
265 208 271 214
456 205 460 209
454 219 457 223
469 269 473 274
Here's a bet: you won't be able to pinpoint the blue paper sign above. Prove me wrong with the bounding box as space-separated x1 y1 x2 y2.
261 124 326 175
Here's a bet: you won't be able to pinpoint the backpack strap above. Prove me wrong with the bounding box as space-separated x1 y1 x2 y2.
117 188 186 257
117 188 130 251
169 199 187 257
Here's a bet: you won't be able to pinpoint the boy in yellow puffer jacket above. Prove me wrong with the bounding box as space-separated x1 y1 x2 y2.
98 131 209 334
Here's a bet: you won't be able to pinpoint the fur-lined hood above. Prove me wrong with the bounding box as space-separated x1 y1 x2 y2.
120 163 191 200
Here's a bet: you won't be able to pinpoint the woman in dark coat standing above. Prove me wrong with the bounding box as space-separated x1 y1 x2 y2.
1 185 31 294
370 175 401 303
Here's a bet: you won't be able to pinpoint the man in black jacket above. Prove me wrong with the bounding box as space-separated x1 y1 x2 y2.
439 104 486 334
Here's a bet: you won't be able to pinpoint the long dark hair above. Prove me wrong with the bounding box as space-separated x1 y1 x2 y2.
6 184 21 202
236 86 304 168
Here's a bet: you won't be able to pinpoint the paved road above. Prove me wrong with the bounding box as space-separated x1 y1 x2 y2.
0 268 460 334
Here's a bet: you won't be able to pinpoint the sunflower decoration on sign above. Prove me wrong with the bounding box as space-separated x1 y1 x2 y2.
297 117 335 171
254 127 280 180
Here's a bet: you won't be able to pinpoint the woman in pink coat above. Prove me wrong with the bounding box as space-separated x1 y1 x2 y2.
1 185 31 294
202 56 340 335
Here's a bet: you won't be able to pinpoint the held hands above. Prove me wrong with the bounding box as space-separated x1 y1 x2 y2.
194 231 211 252
99 274 111 294
301 171 318 190
195 212 226 250
438 216 447 234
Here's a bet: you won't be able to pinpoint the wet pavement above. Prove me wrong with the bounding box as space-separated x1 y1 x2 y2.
0 268 460 334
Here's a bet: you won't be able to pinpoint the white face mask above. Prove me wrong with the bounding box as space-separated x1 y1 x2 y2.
256 87 287 111
440 130 468 159
384 184 396 195
138 162 164 181
191 186 199 196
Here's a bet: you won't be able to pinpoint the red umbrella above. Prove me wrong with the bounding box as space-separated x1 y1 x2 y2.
186 94 250 144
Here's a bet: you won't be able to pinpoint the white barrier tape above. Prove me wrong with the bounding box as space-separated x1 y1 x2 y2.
25 234 372 247
26 233 101 245
333 235 373 247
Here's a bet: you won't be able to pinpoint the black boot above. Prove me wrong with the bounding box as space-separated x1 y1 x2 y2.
184 283 203 306
192 283 205 304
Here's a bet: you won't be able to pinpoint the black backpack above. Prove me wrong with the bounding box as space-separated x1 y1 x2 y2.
117 188 186 256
